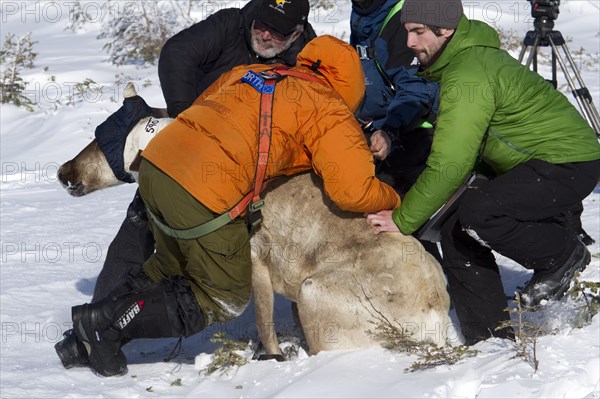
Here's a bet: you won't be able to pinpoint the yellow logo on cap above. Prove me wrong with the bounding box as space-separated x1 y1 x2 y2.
275 0 289 9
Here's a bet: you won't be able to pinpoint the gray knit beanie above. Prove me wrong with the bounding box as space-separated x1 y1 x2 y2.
400 0 463 29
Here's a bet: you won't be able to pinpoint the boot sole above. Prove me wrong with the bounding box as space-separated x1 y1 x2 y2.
54 330 89 369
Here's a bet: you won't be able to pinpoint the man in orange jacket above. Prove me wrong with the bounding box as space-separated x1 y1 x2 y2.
58 35 400 377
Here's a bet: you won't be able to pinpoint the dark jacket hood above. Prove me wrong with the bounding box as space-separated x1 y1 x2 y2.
351 0 388 16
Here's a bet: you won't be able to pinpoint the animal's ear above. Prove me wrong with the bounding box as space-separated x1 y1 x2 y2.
123 82 137 99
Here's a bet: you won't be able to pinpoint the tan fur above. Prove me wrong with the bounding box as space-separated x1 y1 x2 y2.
57 140 121 197
254 173 451 355
58 116 451 355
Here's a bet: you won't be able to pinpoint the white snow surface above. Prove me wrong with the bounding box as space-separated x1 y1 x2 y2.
1 1 599 398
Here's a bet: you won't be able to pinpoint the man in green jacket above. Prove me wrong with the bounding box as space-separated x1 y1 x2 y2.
367 0 600 345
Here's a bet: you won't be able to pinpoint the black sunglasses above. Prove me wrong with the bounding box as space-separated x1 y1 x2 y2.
253 19 294 41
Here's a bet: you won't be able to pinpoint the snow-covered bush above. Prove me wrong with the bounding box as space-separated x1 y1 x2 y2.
64 1 198 66
101 2 173 65
0 33 37 111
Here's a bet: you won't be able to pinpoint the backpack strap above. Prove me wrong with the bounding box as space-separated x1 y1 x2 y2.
378 0 405 35
147 66 326 239
357 0 434 130
373 0 406 94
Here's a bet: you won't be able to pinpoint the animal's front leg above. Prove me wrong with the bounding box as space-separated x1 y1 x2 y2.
252 258 285 361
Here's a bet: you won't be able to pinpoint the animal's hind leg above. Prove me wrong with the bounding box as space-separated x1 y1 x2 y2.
252 257 284 358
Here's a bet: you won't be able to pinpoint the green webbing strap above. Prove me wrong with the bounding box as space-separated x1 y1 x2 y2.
144 67 328 241
378 0 406 36
147 207 233 240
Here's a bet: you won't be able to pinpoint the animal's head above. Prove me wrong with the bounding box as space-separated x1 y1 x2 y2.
57 140 122 197
57 83 172 197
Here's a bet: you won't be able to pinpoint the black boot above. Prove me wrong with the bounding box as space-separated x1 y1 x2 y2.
70 277 206 377
55 329 89 369
520 240 591 307
56 265 155 370
71 293 141 377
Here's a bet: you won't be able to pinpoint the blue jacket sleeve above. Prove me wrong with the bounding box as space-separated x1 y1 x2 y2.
376 66 438 137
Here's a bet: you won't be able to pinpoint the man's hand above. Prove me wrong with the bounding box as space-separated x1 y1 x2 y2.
369 130 392 160
366 210 400 235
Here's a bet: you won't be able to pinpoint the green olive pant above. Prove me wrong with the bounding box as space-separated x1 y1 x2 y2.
138 159 251 325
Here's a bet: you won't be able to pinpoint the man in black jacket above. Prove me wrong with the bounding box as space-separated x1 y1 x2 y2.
159 0 316 118
91 0 315 303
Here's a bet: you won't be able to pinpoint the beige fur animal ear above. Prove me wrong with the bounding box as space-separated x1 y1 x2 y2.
123 82 137 99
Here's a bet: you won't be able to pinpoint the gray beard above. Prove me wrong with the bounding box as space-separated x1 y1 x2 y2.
251 34 296 59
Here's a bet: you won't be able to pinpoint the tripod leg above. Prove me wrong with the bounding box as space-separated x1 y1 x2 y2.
518 44 529 64
548 35 600 134
525 36 541 69
519 31 541 69
558 44 600 133
550 49 558 89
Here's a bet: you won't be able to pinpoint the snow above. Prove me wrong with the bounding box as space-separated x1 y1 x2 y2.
1 1 599 398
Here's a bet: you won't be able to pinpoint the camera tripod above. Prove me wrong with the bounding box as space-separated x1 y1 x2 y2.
518 17 600 136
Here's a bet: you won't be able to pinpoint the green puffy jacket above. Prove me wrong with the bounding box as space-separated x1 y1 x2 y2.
393 16 600 234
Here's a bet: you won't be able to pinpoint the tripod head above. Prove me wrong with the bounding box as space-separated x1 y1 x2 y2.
529 0 560 39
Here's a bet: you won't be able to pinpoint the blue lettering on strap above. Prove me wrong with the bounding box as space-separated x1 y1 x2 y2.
262 82 275 94
242 70 275 94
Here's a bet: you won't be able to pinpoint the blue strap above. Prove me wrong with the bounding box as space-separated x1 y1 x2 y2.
242 71 276 94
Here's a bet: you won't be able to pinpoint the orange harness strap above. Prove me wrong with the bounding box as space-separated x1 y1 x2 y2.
231 66 328 230
147 66 328 239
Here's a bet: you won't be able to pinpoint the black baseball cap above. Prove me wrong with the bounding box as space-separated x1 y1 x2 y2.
255 0 309 36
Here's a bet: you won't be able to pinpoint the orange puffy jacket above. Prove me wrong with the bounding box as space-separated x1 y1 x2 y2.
142 35 400 214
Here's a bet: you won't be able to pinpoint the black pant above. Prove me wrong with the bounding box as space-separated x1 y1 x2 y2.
441 159 600 344
92 191 154 303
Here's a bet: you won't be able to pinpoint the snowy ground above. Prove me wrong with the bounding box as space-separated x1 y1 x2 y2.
1 1 599 398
